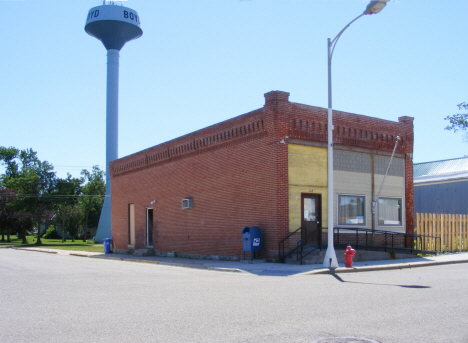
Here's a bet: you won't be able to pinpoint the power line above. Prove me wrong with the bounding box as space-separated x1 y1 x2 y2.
0 194 107 199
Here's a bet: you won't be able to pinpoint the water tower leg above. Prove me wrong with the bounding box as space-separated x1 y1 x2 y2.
95 49 120 243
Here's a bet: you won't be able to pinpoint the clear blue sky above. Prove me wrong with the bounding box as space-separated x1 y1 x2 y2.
1 0 467 179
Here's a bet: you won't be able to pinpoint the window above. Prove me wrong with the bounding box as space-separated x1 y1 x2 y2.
378 197 402 226
338 194 366 226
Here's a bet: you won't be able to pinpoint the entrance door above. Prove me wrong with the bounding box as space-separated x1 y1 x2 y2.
128 204 135 246
147 208 153 246
301 194 321 247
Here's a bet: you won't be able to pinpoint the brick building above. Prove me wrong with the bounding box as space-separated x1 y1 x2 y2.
110 91 414 260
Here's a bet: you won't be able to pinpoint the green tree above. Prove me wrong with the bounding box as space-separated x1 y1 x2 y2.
56 204 83 242
65 205 82 242
0 188 17 242
56 174 83 203
0 146 20 179
54 173 83 241
445 103 468 142
78 166 105 242
15 211 35 244
0 188 35 244
2 149 57 245
0 147 21 241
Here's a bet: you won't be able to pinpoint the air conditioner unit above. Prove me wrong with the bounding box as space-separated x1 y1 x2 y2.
182 197 193 209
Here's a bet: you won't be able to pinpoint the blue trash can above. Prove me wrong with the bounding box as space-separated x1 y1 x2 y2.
103 238 113 254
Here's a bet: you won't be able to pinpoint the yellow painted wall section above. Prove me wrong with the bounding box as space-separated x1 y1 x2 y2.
288 144 328 232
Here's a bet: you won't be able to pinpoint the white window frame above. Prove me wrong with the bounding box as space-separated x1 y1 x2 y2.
182 197 193 209
337 194 366 227
377 196 403 227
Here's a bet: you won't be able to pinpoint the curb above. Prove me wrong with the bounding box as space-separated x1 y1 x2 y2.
303 258 468 275
13 247 101 257
9 247 243 273
70 253 97 258
7 247 468 275
90 255 244 273
13 247 59 254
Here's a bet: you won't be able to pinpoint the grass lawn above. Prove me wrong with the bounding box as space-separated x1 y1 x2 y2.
0 235 104 253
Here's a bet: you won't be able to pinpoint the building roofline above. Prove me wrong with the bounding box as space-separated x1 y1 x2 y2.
119 107 264 159
414 156 468 166
290 102 409 126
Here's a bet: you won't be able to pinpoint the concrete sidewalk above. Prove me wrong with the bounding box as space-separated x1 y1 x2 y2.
10 246 468 276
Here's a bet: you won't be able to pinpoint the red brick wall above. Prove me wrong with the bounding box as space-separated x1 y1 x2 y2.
110 90 414 259
111 92 291 259
265 91 291 258
398 116 415 237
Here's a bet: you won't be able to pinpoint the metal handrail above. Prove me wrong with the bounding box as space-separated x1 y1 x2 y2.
278 227 322 264
278 227 303 263
280 226 440 263
296 228 322 265
333 227 441 254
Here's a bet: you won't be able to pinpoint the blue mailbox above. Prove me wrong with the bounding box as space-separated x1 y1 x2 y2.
242 226 262 260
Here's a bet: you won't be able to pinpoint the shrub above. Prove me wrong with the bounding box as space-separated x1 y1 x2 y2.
43 225 60 239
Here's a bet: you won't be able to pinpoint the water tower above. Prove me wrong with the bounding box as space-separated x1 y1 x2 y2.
85 1 143 242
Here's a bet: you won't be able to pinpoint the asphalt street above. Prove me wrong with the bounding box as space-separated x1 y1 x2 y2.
1 249 467 343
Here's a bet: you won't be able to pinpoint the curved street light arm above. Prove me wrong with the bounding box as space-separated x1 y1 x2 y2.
329 13 364 62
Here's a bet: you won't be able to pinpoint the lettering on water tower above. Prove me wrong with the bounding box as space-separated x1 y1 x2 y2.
124 10 140 24
86 8 140 25
87 10 100 20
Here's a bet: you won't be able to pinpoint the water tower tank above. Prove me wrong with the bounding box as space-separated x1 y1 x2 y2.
85 4 142 51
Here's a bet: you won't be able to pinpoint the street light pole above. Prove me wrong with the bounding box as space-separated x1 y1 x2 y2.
324 36 339 269
323 0 389 269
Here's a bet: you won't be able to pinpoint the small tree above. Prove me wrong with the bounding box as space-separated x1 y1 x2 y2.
445 103 468 143
55 173 83 241
79 166 105 242
15 211 35 244
0 188 17 242
60 205 83 242
0 146 20 179
0 188 36 244
2 149 57 245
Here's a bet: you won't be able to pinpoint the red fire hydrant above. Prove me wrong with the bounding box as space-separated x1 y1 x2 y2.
344 245 356 268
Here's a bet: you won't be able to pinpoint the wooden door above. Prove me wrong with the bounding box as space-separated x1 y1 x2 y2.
301 194 321 247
